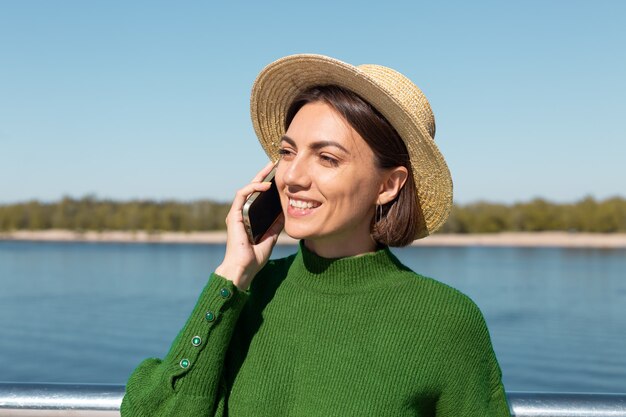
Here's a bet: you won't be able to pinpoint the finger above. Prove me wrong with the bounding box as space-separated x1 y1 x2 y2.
230 181 272 213
250 161 276 183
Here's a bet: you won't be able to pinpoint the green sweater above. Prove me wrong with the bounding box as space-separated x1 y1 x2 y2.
121 242 511 416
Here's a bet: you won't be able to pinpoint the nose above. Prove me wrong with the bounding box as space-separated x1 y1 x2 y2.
281 154 311 190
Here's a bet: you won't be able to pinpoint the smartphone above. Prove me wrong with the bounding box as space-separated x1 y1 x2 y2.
242 166 283 244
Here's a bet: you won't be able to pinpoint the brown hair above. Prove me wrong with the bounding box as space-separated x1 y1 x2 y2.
285 85 423 247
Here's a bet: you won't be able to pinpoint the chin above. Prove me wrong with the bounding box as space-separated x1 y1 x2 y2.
283 221 321 241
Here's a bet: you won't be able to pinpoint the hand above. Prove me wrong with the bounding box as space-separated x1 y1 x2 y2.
215 162 285 290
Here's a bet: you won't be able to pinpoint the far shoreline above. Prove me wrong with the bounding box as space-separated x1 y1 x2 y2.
2 230 626 249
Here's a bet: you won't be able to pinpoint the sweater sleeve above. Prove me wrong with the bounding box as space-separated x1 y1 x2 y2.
120 273 249 417
435 296 512 417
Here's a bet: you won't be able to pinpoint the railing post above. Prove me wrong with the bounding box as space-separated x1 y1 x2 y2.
508 392 626 417
0 383 124 416
2 383 626 416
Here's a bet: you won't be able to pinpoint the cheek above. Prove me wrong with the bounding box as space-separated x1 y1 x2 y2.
275 160 380 209
275 163 286 185
275 181 289 210
324 171 379 209
275 165 288 193
313 169 350 200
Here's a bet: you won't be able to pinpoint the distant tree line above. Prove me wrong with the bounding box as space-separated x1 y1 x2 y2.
0 196 230 232
439 196 626 233
1 195 625 233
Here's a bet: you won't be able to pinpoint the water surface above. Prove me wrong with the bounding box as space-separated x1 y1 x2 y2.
1 241 625 393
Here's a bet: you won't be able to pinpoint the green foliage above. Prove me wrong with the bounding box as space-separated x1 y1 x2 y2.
0 196 230 232
438 196 626 233
1 195 625 233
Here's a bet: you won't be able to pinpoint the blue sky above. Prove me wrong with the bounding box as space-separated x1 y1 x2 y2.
1 1 624 205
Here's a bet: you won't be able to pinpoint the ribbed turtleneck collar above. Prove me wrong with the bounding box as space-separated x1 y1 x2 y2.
286 240 407 294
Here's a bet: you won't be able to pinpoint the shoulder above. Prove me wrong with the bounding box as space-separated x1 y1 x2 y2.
390 264 496 367
387 252 489 334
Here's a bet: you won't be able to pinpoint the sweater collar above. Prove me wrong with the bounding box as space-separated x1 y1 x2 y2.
286 240 407 294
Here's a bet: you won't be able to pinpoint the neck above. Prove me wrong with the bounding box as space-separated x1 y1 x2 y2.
287 240 400 294
303 233 378 259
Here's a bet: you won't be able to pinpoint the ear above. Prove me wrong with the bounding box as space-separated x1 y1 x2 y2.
377 166 408 205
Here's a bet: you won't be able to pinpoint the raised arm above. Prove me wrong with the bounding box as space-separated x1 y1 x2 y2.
120 162 284 416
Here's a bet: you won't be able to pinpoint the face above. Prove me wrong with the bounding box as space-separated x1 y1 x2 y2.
276 101 387 256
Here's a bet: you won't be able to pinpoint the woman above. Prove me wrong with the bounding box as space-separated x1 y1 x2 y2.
121 54 511 416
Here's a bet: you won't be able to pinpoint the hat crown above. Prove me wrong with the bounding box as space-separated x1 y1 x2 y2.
357 64 436 139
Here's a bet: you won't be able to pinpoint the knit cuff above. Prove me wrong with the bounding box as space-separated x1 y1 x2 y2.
163 273 249 396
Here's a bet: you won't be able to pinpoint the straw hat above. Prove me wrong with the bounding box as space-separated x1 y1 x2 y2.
250 54 452 239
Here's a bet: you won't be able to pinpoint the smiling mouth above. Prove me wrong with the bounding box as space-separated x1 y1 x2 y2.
288 198 321 209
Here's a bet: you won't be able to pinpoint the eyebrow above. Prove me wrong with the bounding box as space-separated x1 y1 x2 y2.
280 135 350 155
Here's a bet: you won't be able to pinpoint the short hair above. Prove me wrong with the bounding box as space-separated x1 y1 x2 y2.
285 85 423 247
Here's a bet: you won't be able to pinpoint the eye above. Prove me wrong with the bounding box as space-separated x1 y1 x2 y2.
319 154 340 167
278 148 295 159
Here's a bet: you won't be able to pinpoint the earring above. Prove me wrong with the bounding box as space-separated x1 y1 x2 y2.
375 203 383 224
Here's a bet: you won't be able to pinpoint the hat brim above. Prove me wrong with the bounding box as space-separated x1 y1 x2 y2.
250 54 453 239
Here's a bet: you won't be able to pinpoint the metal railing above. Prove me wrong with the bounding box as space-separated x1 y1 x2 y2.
1 383 626 416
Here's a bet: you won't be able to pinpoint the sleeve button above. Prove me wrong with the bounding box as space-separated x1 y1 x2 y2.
191 336 202 347
205 311 215 322
219 288 232 299
179 359 190 369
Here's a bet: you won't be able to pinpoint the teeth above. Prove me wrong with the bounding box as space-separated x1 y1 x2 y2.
289 198 319 209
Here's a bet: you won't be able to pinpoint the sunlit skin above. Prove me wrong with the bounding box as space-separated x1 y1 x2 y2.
276 102 407 258
215 101 407 289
